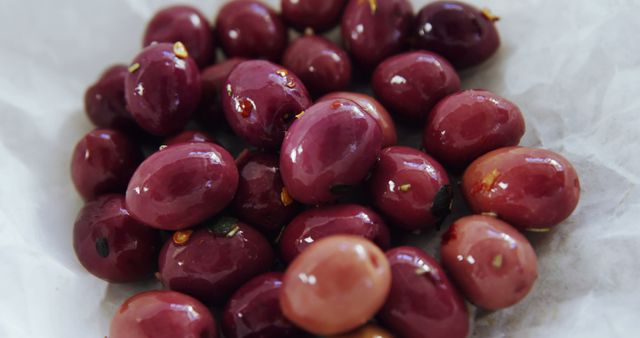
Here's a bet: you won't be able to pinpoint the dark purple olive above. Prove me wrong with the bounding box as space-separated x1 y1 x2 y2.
71 128 142 201
197 58 247 128
280 99 382 205
318 92 397 147
73 194 160 283
372 51 460 121
110 290 218 338
126 142 238 230
424 89 525 171
84 65 139 133
441 215 538 310
232 150 299 235
215 0 288 61
281 0 346 33
414 1 500 69
143 5 215 68
282 36 351 97
379 246 469 338
163 130 216 146
462 147 581 231
341 0 414 70
222 60 311 149
279 204 390 263
222 272 309 338
125 42 201 136
369 146 451 231
158 218 274 305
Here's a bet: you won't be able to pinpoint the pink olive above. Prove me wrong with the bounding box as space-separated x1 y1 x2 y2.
71 128 142 201
462 146 581 231
163 130 216 146
281 0 347 33
441 215 538 310
84 65 139 133
423 89 525 170
222 60 311 149
280 99 382 205
73 194 160 283
380 246 469 338
109 290 218 338
196 58 247 128
372 51 460 121
369 146 451 231
125 142 238 230
158 219 275 305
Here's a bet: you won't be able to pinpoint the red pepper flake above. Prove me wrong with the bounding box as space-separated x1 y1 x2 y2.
276 69 289 77
172 230 193 245
481 8 500 22
173 41 189 59
237 97 254 118
280 187 294 206
330 100 342 109
128 63 140 73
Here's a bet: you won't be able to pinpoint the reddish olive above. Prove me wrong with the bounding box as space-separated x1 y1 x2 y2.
197 58 247 128
281 0 346 33
84 65 138 133
163 130 216 146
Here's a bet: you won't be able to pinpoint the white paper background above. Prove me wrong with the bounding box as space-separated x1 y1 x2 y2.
1 0 639 337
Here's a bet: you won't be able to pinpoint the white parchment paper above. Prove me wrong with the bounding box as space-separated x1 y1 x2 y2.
1 0 639 337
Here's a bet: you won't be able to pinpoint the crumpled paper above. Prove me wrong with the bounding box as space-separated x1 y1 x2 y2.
1 0 639 337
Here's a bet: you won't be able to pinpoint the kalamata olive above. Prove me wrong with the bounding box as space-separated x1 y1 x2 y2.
280 99 382 205
73 194 160 283
331 324 395 338
222 272 309 338
125 42 201 136
223 60 311 149
215 0 288 61
71 128 142 201
109 290 218 338
341 0 414 70
126 142 238 230
373 51 460 121
279 204 390 263
163 130 216 146
282 36 351 97
84 65 139 133
423 89 525 171
413 1 500 69
197 58 246 128
440 215 538 310
281 0 346 33
280 235 391 335
462 146 581 231
379 246 469 338
232 150 299 235
158 218 274 305
143 5 215 68
319 92 397 147
369 146 451 231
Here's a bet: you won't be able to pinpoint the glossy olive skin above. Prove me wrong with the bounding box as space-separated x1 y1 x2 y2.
462 147 581 231
110 290 218 338
223 60 312 149
232 151 299 235
423 90 525 170
158 221 274 305
215 0 288 61
279 204 390 263
143 5 214 68
222 273 309 338
331 324 395 338
71 129 142 201
280 99 382 205
84 65 138 133
319 92 397 147
379 246 469 338
341 0 414 70
280 236 391 335
414 1 500 69
282 36 351 97
163 130 216 146
372 51 460 121
73 194 160 283
369 146 451 231
125 43 201 136
441 215 538 310
126 143 238 230
197 58 246 128
281 0 346 33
